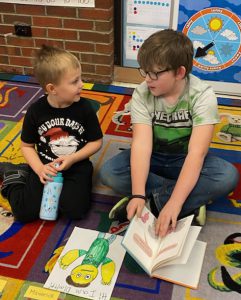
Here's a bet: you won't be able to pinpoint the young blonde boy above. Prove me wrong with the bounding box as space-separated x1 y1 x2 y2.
100 29 239 237
0 45 103 222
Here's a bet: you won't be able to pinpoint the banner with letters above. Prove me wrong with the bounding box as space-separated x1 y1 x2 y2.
0 0 95 7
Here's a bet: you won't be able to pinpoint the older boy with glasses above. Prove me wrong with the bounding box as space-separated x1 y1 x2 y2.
100 29 239 237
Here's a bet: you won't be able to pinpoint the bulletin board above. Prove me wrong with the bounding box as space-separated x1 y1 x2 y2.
122 0 180 68
178 0 241 96
122 0 241 96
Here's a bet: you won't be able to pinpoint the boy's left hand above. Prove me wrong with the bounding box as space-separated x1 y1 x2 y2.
54 155 75 171
155 201 182 237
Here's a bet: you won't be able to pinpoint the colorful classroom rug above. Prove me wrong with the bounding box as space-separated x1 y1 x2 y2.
0 74 241 300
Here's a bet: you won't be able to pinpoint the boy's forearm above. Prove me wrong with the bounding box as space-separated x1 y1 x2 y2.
169 124 214 207
130 123 152 197
21 144 43 175
131 142 151 196
71 138 103 164
168 152 206 207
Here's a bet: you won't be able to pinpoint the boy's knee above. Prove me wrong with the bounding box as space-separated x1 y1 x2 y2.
219 162 240 195
63 206 90 220
8 195 40 223
99 163 111 185
229 164 240 190
14 210 39 223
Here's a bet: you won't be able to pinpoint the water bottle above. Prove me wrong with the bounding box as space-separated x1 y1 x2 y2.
39 171 63 221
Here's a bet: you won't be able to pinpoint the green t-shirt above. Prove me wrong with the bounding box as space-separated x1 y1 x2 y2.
131 74 220 154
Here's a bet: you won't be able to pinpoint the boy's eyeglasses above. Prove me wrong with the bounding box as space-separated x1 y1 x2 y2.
138 68 170 80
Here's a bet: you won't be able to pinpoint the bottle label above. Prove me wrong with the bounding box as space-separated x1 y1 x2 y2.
40 182 63 221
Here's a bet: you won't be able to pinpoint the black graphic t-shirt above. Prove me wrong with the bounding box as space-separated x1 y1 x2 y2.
21 95 103 164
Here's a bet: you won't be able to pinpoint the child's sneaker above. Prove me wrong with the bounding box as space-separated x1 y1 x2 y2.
193 205 206 226
109 220 130 235
109 196 129 222
0 162 29 180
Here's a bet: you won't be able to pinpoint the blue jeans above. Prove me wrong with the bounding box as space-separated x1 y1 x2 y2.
99 149 239 217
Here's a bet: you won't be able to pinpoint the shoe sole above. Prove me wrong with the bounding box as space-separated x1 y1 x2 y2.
109 196 129 219
195 205 206 226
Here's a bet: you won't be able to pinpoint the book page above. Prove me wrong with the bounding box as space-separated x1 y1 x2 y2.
152 240 207 289
160 226 201 267
122 206 160 274
152 215 194 270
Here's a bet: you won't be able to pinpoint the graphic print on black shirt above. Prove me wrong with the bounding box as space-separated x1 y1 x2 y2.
21 95 103 164
38 118 87 161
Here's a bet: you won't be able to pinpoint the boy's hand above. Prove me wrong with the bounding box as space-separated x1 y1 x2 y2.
126 198 145 220
54 155 74 171
155 201 182 237
38 163 58 184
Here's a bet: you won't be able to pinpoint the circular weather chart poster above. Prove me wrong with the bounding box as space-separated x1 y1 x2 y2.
178 1 241 84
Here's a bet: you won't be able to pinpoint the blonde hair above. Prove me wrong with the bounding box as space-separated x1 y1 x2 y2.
33 45 81 89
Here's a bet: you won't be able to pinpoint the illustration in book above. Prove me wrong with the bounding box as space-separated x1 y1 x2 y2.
44 227 126 300
122 206 206 289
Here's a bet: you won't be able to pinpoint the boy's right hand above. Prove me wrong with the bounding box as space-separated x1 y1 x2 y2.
155 201 182 237
38 163 58 184
127 198 145 220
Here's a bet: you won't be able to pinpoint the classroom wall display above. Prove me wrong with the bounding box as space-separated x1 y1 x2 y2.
0 0 94 7
122 0 241 95
178 0 241 95
122 0 180 68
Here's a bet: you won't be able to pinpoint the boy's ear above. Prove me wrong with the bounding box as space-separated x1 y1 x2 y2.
46 83 56 94
176 66 186 79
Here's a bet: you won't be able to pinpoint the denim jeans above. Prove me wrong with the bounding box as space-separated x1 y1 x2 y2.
99 149 239 217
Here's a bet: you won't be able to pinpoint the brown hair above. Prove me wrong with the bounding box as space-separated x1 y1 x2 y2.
137 29 193 77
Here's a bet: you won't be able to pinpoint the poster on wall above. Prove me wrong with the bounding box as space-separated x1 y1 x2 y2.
123 0 179 67
0 0 95 7
178 0 241 95
126 0 172 27
125 26 164 61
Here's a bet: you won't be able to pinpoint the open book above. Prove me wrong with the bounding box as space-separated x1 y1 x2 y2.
122 206 206 289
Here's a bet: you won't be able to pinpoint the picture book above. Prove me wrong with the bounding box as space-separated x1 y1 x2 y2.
122 206 207 289
44 227 126 300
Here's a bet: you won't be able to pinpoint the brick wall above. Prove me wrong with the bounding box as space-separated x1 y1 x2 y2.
0 0 114 84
